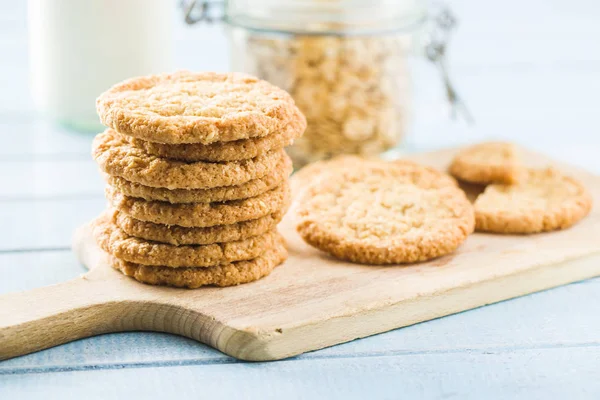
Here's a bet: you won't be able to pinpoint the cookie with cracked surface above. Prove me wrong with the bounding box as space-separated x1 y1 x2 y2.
474 167 593 234
96 71 305 144
291 156 456 197
390 159 459 188
296 163 474 264
113 209 284 246
105 153 292 203
291 155 366 196
449 141 521 184
93 212 281 268
93 129 287 190
109 236 288 288
107 183 291 228
125 118 305 162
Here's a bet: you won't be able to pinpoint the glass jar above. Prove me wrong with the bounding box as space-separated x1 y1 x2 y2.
184 0 462 167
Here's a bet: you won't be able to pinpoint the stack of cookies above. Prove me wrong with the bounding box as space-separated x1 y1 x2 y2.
90 71 306 288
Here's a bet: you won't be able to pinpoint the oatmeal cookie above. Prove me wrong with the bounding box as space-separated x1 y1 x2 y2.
93 212 280 268
113 209 283 245
105 152 291 203
125 118 304 162
291 156 456 197
93 129 287 190
296 163 474 264
449 142 521 184
107 183 290 228
96 71 305 144
110 236 287 288
474 167 593 233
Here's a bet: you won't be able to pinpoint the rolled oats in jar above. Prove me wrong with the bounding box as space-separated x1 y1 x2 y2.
184 0 461 168
239 33 413 166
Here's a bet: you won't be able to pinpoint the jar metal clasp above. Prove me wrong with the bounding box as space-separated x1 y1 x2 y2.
424 5 473 123
182 0 224 24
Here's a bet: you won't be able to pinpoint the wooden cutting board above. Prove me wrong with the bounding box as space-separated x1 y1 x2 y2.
2 147 600 361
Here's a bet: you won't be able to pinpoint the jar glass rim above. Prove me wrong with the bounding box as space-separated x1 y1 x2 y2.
224 0 428 35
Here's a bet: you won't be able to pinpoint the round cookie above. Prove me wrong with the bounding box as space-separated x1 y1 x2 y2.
474 167 593 234
105 153 292 203
114 209 283 245
96 71 305 144
93 212 280 268
93 129 287 190
296 163 474 264
110 237 288 288
107 183 290 228
125 118 305 162
449 141 521 184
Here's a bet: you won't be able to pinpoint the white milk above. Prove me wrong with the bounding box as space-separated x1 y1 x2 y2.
28 0 174 131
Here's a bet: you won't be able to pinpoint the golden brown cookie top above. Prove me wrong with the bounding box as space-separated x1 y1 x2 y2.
475 167 593 233
291 156 456 197
291 155 366 196
295 163 474 264
96 71 306 144
449 141 521 184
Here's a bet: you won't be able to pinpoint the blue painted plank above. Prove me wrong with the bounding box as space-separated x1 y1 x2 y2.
0 251 85 294
0 120 95 158
0 198 105 251
0 160 103 199
2 347 600 400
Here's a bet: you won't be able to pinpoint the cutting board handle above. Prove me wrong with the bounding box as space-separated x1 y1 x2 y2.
0 275 130 360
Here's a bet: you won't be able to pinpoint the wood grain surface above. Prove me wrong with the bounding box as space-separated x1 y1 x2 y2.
2 147 600 362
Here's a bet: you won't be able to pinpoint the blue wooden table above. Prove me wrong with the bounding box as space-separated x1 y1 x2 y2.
1 0 600 398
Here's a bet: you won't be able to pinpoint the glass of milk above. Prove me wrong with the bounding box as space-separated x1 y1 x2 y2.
28 0 174 132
